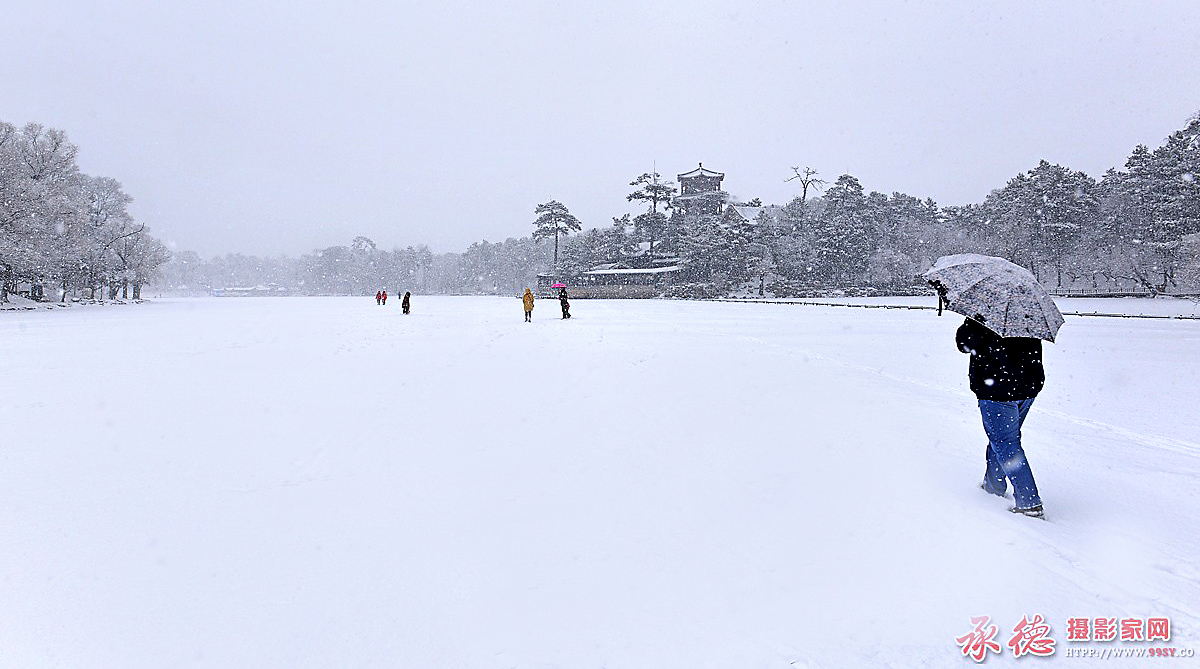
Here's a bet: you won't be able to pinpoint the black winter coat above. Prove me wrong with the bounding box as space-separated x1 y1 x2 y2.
955 318 1044 401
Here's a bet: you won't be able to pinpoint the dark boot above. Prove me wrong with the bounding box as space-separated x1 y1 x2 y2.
1009 504 1045 519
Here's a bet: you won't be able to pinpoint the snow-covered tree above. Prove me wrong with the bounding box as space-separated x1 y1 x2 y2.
0 120 169 302
598 215 638 261
119 230 171 298
531 200 582 268
976 161 1099 285
676 214 732 285
80 175 146 298
1095 117 1200 292
627 171 677 214
627 172 677 258
809 174 875 284
632 210 669 260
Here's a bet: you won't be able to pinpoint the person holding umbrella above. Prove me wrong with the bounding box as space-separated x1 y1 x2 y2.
554 283 571 319
925 254 1065 520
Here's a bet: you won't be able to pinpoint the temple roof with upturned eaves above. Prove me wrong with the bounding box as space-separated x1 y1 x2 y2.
677 163 724 180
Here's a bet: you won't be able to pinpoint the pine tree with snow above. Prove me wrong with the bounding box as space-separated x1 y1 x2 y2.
531 200 582 269
676 214 732 285
1097 116 1200 292
809 174 874 285
627 172 677 214
627 172 677 258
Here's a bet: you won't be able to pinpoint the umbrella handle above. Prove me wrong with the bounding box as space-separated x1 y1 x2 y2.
937 294 943 316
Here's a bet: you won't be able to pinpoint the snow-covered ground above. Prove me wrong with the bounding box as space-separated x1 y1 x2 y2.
2 296 1198 667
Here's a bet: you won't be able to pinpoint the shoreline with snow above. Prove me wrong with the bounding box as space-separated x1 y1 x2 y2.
7 292 1200 319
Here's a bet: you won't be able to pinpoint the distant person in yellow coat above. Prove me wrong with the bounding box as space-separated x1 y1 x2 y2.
522 288 535 322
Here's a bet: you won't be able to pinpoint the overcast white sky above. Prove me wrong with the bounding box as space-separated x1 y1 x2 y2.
3 0 1198 257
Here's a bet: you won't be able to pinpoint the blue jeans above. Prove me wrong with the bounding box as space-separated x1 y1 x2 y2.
978 399 1042 509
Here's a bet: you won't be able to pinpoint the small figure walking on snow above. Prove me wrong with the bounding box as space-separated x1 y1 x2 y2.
401 291 411 315
522 288 534 322
375 290 382 305
558 287 571 319
381 290 388 306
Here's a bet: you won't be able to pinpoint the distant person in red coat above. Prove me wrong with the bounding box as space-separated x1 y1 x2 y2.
375 290 382 305
381 290 388 305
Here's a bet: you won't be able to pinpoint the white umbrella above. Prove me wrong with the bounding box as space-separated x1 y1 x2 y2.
923 254 1065 341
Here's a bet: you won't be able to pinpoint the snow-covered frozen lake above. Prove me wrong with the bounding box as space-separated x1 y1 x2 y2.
3 296 1198 667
